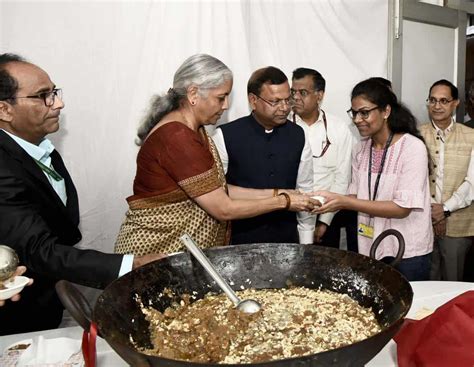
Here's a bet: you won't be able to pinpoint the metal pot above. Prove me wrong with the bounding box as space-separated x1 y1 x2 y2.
58 229 412 366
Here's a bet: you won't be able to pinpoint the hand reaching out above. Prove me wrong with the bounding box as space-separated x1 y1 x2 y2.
310 190 347 214
132 253 167 270
286 192 322 212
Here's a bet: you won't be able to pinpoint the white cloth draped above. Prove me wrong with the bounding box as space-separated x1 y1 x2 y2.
0 0 387 254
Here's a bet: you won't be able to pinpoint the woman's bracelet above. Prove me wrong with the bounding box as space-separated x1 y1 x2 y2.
278 192 291 210
273 188 279 197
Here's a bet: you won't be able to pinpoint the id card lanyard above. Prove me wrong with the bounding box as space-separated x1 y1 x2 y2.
359 133 393 238
368 133 394 202
292 109 331 158
35 159 63 181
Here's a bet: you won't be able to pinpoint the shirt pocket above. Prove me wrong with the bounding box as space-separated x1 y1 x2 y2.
312 149 337 172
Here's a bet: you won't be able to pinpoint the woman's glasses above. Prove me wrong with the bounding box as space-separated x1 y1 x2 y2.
346 106 379 120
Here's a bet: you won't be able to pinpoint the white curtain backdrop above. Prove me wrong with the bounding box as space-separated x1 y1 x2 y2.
0 0 388 254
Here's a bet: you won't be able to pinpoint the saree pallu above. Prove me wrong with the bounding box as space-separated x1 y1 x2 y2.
114 193 228 255
115 126 229 255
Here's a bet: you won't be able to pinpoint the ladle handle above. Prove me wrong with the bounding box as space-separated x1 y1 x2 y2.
180 234 240 306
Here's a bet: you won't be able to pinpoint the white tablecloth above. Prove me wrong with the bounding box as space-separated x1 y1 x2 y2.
1 281 473 366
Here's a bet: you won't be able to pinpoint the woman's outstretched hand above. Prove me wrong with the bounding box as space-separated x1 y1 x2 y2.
309 190 347 214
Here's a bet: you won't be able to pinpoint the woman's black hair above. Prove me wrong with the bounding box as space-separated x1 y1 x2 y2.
351 78 425 143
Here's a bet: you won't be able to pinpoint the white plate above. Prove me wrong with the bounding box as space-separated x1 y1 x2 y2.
0 275 30 300
311 195 326 205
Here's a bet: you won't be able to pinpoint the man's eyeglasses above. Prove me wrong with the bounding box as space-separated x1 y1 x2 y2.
290 88 316 98
255 94 291 108
426 97 453 106
9 88 63 107
346 106 379 120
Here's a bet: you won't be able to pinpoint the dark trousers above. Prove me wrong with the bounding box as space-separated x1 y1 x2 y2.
430 236 472 281
320 210 358 252
463 237 474 281
381 253 431 281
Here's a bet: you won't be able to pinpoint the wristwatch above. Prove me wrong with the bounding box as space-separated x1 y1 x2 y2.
443 205 451 218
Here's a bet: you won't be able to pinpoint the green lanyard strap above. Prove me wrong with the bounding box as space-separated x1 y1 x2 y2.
35 159 63 181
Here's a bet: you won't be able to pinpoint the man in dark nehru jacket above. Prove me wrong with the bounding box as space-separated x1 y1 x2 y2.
212 66 315 245
0 53 161 335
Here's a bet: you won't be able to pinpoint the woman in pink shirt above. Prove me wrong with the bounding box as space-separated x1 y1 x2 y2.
315 78 433 280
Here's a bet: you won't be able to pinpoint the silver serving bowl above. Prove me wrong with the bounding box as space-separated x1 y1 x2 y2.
0 245 19 282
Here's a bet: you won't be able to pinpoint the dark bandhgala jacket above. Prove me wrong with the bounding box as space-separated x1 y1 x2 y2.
219 114 305 245
0 130 123 335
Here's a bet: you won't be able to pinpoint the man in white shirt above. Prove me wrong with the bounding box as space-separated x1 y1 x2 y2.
289 68 357 249
0 53 160 334
419 79 474 281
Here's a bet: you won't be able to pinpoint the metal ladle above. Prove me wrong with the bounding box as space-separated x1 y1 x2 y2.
180 234 261 314
0 245 19 282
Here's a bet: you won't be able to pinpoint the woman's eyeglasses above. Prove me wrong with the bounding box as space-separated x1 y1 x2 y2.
346 106 379 120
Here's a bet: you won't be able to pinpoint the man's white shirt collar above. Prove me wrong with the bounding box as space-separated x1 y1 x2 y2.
1 129 55 163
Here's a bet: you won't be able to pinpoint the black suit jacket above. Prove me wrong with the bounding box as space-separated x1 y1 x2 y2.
0 130 123 335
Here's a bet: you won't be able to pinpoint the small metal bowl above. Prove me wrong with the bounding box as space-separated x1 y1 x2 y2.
0 245 19 282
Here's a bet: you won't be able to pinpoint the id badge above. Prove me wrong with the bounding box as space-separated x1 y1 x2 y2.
358 223 374 239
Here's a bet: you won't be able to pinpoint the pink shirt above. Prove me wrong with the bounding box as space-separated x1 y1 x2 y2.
348 134 433 259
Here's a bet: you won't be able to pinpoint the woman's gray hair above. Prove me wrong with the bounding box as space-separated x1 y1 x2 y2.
136 54 233 145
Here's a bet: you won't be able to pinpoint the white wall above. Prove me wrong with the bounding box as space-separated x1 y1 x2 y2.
0 0 388 254
401 20 456 123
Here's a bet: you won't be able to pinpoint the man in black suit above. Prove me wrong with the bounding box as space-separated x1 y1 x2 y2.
0 53 160 335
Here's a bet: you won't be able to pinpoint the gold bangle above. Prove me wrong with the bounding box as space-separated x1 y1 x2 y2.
278 192 291 210
273 188 279 197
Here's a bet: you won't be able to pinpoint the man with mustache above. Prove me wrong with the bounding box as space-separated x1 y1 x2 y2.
212 66 315 245
0 53 160 335
289 68 356 250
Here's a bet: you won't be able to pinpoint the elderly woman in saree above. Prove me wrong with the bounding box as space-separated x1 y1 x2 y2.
115 54 318 256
